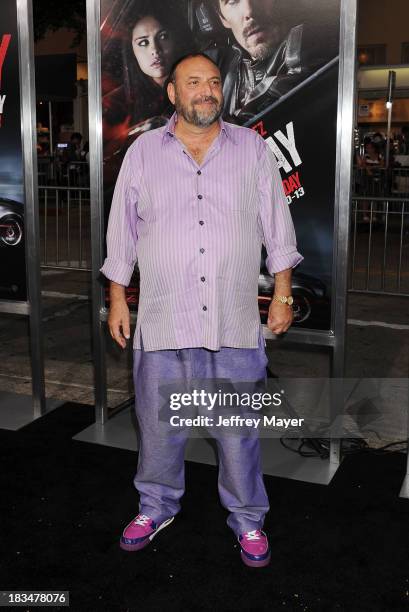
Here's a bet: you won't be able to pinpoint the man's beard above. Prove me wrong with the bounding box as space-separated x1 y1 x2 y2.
244 24 283 62
248 42 273 62
174 90 224 127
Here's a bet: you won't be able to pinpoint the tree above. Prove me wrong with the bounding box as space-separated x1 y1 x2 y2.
33 0 86 46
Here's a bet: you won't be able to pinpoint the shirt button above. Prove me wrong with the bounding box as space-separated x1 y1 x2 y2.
200 248 205 254
198 194 203 200
200 276 205 282
202 306 207 311
199 220 204 225
197 170 201 175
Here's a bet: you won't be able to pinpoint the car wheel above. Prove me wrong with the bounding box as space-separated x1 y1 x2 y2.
0 215 23 246
292 292 312 323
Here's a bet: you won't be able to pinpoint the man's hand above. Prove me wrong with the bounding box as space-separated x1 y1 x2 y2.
267 268 294 334
108 282 130 349
267 301 293 335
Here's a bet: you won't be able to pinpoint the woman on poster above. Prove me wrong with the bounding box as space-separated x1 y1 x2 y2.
102 0 196 182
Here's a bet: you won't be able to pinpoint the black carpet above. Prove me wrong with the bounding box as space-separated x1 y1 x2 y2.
1 402 408 612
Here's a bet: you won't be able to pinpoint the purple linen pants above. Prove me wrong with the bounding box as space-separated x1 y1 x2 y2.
132 328 270 537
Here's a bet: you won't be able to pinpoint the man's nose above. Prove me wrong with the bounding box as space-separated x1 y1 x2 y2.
242 0 256 20
200 81 214 96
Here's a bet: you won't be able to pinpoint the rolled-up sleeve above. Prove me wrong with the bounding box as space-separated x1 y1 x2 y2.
256 137 304 274
99 146 139 286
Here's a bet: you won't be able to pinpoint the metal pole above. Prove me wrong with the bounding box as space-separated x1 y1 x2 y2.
330 0 358 463
86 0 108 422
48 101 53 156
385 104 392 170
399 403 409 498
17 0 46 417
385 70 396 171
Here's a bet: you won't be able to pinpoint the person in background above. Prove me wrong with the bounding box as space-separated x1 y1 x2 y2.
356 138 384 222
372 131 385 154
65 132 88 186
82 141 89 163
37 140 50 157
400 125 409 155
67 132 83 162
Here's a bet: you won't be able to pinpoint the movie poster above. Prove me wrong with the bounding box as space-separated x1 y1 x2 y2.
101 0 340 331
0 0 26 301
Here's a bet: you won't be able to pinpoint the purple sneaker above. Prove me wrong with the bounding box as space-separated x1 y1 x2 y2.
238 529 271 567
120 513 174 552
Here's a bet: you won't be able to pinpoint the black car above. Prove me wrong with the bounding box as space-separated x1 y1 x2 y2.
258 247 330 329
0 198 24 247
0 197 26 300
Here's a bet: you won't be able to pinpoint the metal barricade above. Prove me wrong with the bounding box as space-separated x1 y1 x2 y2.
353 166 409 199
38 186 91 270
349 196 409 296
36 158 90 187
353 166 389 198
37 156 54 185
391 167 409 197
57 161 90 187
38 164 407 293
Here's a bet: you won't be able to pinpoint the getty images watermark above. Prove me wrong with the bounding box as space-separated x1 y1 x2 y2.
167 388 304 430
156 377 409 439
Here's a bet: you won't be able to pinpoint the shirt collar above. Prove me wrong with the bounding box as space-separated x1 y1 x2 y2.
162 111 238 145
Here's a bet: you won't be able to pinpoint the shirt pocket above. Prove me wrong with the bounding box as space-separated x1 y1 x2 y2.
223 172 259 214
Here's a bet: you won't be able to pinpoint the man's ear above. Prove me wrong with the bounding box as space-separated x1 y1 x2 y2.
167 81 175 105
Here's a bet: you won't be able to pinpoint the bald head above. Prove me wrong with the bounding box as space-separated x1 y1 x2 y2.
168 52 221 84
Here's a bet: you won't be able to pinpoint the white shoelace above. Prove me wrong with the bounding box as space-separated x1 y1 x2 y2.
245 530 261 541
134 514 150 526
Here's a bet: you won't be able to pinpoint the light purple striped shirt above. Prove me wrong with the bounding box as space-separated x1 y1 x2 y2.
100 111 303 351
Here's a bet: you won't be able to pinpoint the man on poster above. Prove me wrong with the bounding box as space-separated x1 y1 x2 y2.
100 52 303 568
206 0 319 120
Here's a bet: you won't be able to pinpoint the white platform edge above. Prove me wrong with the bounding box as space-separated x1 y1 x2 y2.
0 391 64 430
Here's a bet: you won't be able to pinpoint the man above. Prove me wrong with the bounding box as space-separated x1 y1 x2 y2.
67 132 83 162
401 125 409 155
100 53 303 568
64 132 85 186
206 0 325 121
